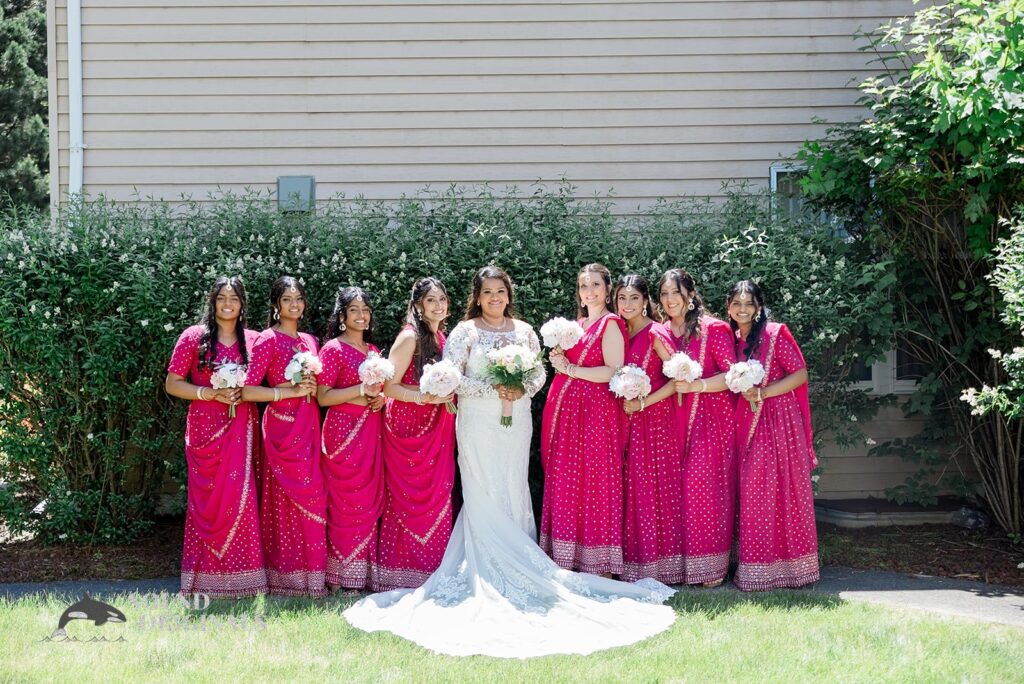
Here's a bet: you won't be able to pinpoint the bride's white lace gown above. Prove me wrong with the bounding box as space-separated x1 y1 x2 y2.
343 319 676 658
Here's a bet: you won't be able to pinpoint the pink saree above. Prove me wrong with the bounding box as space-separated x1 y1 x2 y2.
247 329 327 597
319 339 385 590
540 313 626 575
734 322 819 591
168 325 267 598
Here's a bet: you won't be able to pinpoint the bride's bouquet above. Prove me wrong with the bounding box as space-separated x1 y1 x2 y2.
609 364 652 402
539 317 585 352
358 351 395 388
725 360 766 410
211 361 247 417
662 352 703 405
419 359 462 414
481 344 543 427
285 348 323 403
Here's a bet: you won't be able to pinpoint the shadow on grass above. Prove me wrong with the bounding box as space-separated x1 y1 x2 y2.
668 586 844 619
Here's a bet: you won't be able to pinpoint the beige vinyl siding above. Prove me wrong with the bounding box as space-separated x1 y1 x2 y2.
52 0 917 208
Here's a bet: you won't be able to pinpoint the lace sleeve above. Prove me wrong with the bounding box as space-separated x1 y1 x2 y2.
443 322 496 398
523 324 547 398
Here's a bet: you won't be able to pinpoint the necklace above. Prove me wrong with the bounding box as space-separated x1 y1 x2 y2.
477 317 513 333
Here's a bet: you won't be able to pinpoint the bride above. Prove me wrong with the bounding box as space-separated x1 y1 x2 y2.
343 266 676 658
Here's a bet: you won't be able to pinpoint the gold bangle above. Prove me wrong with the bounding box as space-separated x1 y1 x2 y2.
757 387 763 402
197 387 206 401
273 388 281 402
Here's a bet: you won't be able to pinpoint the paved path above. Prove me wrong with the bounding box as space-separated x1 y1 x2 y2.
2 568 1022 628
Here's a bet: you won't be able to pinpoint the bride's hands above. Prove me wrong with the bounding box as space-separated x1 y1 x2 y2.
494 385 524 402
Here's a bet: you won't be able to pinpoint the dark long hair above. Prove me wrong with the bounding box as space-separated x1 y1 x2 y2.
406 277 448 378
656 268 705 340
324 286 375 345
575 263 613 319
726 279 771 360
266 275 308 329
197 276 248 370
462 265 518 321
613 274 652 321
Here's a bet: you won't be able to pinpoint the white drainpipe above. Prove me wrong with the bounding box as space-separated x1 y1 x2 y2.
68 0 85 197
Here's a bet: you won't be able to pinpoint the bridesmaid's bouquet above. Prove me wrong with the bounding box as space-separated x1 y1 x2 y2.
725 360 766 410
420 359 462 415
662 352 703 405
609 364 652 402
285 348 323 403
539 317 585 352
211 361 247 417
482 344 543 427
358 352 395 388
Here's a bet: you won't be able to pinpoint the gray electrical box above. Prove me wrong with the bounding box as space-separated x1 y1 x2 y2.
277 176 316 212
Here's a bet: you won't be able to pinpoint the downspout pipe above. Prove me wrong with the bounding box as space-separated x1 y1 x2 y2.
68 0 84 197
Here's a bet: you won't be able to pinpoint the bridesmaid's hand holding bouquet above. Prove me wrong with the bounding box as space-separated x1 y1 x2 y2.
211 361 247 417
726 360 766 410
420 359 462 415
286 348 323 402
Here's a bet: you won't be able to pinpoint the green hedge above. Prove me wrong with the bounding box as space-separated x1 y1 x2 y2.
0 185 894 543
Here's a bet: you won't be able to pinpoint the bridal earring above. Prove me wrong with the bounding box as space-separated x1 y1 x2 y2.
273 309 280 321
643 305 649 316
340 320 347 331
755 310 761 322
687 301 695 311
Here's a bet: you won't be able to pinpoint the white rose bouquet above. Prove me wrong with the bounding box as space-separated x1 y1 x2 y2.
419 358 463 414
609 364 652 402
662 352 703 405
358 351 395 387
481 343 543 426
285 348 323 403
539 317 585 352
725 360 766 410
211 361 247 417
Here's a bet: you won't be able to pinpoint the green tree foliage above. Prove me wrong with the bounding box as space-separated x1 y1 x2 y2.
0 0 48 208
798 0 1024 533
0 187 893 544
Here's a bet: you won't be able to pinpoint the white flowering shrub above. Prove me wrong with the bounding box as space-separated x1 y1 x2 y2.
0 185 894 543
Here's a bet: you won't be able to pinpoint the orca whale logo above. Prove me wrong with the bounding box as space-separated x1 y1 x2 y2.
51 592 126 638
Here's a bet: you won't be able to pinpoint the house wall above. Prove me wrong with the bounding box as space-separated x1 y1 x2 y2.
51 0 916 211
49 0 942 499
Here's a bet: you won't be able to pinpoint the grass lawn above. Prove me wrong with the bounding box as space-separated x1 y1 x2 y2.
2 589 1021 683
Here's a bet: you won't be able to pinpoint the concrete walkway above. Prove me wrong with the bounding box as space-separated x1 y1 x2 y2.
2 567 1022 628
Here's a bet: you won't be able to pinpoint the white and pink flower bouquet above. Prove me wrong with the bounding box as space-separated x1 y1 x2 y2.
285 348 323 402
419 358 463 415
211 361 247 417
662 352 703 405
358 351 395 389
725 360 766 410
539 317 585 352
609 364 652 402
481 343 543 426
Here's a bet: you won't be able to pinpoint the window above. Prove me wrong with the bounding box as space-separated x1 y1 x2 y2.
770 163 920 395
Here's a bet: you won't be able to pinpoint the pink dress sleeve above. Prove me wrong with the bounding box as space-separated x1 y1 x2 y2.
301 332 320 356
245 330 274 386
167 326 199 377
648 323 676 355
775 324 807 375
318 342 342 388
708 321 737 374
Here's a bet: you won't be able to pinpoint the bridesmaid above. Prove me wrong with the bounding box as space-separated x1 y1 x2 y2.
165 276 268 598
541 263 626 576
375 277 457 591
727 279 819 591
317 287 386 592
616 275 686 585
242 275 327 597
658 268 737 587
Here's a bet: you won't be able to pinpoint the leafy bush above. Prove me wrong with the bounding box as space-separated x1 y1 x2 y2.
0 185 893 543
797 0 1024 533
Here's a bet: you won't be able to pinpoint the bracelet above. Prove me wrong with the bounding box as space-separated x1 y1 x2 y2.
197 387 207 401
639 397 646 412
699 379 707 393
567 364 576 379
273 388 281 402
414 389 425 405
757 387 763 402
359 384 366 397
